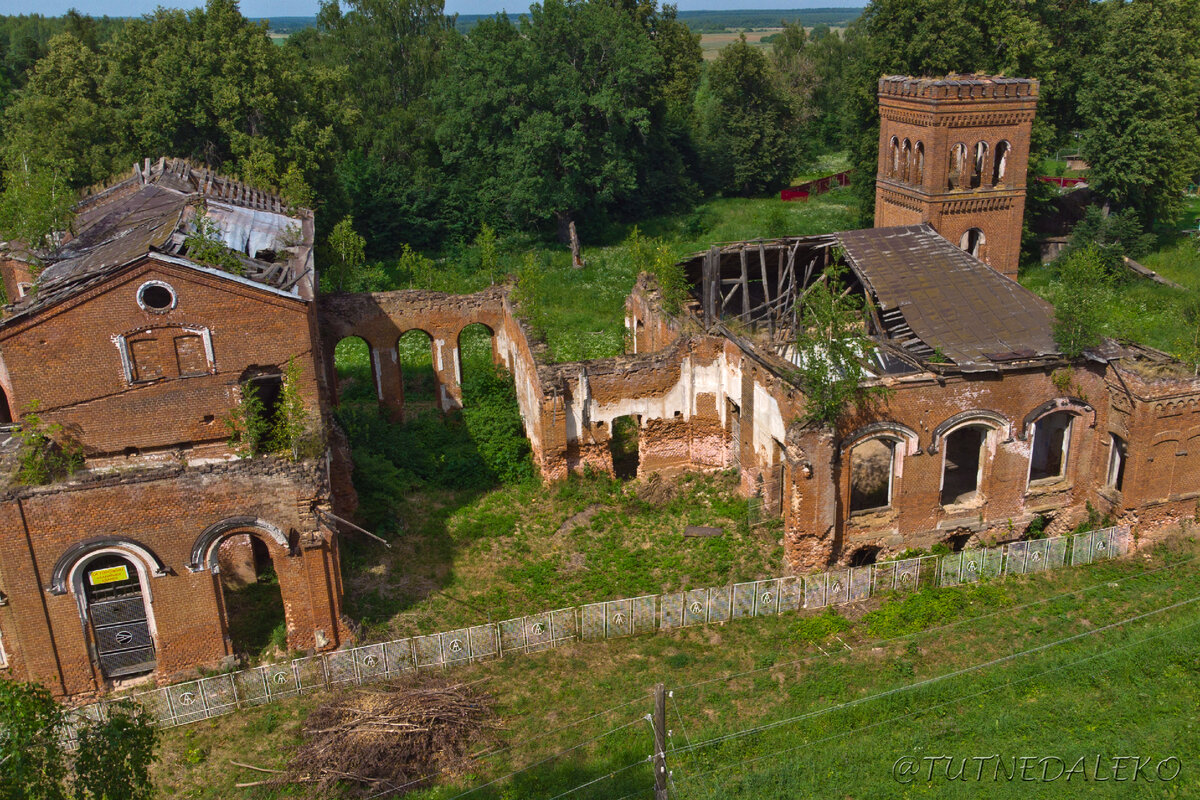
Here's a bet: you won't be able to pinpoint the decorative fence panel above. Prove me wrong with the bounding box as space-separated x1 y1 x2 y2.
65 527 1130 740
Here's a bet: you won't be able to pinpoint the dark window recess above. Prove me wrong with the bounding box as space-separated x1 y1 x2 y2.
849 438 894 513
1108 434 1127 491
609 415 640 480
246 374 283 423
849 546 881 567
139 284 173 310
941 426 986 505
1030 413 1073 482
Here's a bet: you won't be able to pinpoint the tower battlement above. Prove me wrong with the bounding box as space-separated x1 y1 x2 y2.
874 74 1038 280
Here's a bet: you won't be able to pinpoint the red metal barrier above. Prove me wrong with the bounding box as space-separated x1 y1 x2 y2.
780 170 853 202
1038 176 1088 188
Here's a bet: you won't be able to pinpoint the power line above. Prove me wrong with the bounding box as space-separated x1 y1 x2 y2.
360 694 648 799
672 553 1200 692
677 610 1200 788
469 695 645 762
446 716 646 800
543 758 650 800
673 591 1200 756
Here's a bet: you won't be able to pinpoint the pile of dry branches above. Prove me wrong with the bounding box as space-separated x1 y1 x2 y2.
261 678 499 796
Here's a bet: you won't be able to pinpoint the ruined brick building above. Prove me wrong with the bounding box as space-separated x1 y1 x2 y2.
0 160 349 696
3 75 1200 698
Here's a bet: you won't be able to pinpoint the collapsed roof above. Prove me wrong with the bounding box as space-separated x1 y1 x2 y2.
2 158 315 323
685 223 1061 375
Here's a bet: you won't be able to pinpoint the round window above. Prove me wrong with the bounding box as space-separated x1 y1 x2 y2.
137 281 175 312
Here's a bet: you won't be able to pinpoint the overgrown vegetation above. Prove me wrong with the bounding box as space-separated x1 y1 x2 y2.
14 399 82 485
1051 245 1111 359
1023 195 1200 359
225 358 319 459
0 678 157 800
793 261 884 426
183 212 244 276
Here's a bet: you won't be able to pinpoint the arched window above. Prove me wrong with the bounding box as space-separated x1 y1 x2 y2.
970 141 989 188
118 325 213 384
334 335 377 406
1107 433 1127 491
960 228 986 259
397 329 437 417
940 424 990 506
1029 411 1075 484
993 140 1011 185
947 143 967 189
849 437 897 513
914 141 925 184
889 137 900 178
901 139 913 183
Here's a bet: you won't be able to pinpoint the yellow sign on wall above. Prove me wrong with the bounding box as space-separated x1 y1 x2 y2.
89 565 130 586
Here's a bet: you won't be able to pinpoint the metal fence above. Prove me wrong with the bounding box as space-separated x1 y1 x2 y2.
62 526 1129 740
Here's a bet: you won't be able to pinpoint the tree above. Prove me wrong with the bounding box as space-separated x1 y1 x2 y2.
72 701 158 800
0 157 74 253
0 677 66 800
269 357 316 460
1078 0 1200 226
183 212 244 275
2 1 354 204
699 35 801 195
1052 244 1110 358
302 0 456 250
322 215 366 292
435 0 665 238
793 262 881 427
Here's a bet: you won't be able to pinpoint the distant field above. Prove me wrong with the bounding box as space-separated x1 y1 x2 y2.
699 26 846 60
253 9 864 36
700 28 780 59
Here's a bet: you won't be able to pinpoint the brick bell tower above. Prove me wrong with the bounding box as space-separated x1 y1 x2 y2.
873 74 1038 281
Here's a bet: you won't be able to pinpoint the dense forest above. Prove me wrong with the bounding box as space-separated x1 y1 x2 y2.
0 0 1197 261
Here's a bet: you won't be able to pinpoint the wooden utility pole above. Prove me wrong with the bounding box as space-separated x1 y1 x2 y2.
653 682 668 800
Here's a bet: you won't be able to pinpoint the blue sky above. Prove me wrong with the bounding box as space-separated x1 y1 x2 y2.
4 0 863 20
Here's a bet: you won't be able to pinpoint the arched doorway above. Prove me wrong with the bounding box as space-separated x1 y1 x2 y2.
217 534 287 662
457 322 496 398
960 228 986 260
334 335 376 407
397 329 436 417
609 415 640 479
0 386 12 425
191 518 294 665
78 553 156 680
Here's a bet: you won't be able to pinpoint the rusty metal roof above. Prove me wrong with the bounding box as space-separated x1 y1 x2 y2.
3 159 314 325
837 225 1059 371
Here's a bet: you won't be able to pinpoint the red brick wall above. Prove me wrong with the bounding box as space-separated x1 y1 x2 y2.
874 76 1038 280
0 256 321 457
0 458 345 697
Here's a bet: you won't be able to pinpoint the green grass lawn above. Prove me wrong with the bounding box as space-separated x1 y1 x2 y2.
339 470 783 641
1020 194 1200 356
150 533 1200 799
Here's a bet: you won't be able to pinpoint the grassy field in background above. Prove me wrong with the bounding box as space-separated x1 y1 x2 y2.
1020 194 1200 356
150 534 1200 799
340 186 858 365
